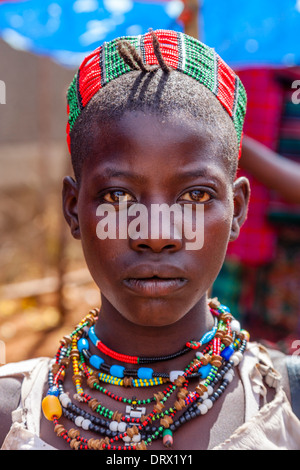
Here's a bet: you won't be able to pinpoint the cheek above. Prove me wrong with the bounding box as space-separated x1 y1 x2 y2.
78 208 129 293
80 224 122 276
204 205 233 243
197 202 233 272
77 202 109 276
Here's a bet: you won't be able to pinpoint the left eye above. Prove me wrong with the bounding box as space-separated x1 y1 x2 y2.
180 190 211 203
103 190 134 203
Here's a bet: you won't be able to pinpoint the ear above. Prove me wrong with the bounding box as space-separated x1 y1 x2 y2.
229 176 250 242
62 176 81 240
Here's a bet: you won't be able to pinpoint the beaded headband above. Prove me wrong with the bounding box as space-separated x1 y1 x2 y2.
66 29 247 157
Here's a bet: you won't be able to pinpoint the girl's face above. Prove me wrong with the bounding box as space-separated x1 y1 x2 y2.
63 110 249 327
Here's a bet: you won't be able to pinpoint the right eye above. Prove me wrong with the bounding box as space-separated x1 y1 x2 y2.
102 190 135 203
179 189 212 204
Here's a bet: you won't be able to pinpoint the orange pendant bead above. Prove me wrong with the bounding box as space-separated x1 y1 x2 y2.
42 395 62 421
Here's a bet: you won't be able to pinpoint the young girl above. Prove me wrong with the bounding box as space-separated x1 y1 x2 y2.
1 29 300 451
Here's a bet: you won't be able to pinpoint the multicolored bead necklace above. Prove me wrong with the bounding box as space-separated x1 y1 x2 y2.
42 299 249 450
87 315 218 366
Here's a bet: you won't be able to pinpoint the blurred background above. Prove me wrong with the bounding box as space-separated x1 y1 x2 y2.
0 0 299 363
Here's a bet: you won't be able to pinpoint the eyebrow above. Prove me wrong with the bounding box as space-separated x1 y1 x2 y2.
93 167 224 187
176 170 210 179
95 168 148 184
173 169 224 185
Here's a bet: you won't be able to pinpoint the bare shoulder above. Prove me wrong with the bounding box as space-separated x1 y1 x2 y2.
0 375 22 446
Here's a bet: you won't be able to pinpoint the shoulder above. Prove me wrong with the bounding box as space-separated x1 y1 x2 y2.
266 346 300 421
0 374 22 446
0 357 50 447
244 342 299 405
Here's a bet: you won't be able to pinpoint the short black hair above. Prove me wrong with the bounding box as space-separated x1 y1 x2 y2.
70 42 239 184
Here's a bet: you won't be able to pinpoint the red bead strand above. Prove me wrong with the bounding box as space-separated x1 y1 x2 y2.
96 340 139 364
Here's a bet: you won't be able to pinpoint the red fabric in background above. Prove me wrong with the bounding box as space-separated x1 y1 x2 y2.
227 68 284 265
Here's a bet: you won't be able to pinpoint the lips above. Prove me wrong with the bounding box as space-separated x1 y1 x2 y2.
123 264 188 297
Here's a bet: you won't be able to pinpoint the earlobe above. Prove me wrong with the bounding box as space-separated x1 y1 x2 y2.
229 176 250 242
62 176 81 240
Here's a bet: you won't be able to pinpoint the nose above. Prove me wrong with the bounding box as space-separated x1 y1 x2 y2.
130 235 183 253
129 207 183 253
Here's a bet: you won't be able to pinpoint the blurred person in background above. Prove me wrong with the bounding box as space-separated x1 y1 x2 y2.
213 68 300 354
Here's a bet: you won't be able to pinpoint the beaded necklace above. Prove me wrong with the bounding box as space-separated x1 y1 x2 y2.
42 300 249 450
87 316 218 365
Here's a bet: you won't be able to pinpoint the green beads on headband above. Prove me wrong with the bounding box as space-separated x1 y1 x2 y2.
66 29 247 157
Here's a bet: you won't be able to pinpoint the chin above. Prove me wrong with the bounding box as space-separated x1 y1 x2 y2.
124 300 188 328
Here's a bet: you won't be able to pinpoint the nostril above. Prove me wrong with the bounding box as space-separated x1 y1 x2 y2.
138 244 150 250
164 244 176 250
136 242 180 252
130 236 183 253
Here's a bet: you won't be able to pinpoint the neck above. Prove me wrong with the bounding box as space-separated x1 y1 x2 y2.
93 294 213 360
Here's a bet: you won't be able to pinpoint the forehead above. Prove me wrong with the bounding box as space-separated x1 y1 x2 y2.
81 109 232 185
